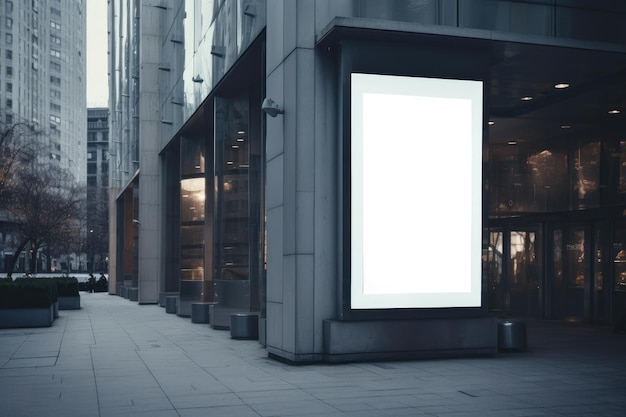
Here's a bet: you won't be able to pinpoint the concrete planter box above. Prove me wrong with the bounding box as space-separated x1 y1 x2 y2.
58 296 81 310
0 304 55 328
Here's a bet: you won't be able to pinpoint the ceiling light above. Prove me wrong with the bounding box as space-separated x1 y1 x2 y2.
554 83 570 89
236 138 245 142
609 109 621 115
488 121 495 126
507 141 517 145
521 96 533 101
560 125 571 129
232 145 239 149
226 161 234 165
237 130 246 135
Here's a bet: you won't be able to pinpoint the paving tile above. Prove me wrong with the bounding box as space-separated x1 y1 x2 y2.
1 294 626 417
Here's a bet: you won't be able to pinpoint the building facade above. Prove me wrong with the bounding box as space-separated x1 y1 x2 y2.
109 0 626 363
0 0 86 274
87 108 109 272
0 0 86 179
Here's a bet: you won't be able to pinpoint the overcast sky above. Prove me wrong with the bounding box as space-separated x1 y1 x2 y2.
86 0 108 108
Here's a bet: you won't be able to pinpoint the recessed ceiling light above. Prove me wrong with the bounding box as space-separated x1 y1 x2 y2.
609 109 621 115
507 141 517 145
521 96 533 101
554 83 570 89
560 125 571 129
488 121 495 125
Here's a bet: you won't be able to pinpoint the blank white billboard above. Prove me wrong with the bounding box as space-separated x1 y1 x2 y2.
350 73 483 309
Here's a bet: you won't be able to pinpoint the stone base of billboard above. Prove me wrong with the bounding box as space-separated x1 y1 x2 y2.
322 317 498 363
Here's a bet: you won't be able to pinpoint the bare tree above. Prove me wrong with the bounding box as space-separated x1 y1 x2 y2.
4 161 85 278
0 122 39 207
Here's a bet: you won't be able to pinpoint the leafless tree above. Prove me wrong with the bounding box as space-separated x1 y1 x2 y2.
4 161 85 278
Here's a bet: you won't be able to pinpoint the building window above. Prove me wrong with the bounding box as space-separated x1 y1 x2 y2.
87 151 94 160
6 49 12 60
6 82 11 93
102 131 108 142
50 21 61 30
5 17 12 29
50 102 61 112
101 162 108 174
6 66 12 76
6 33 12 44
88 132 97 142
6 1 13 13
50 75 61 85
6 114 12 124
101 149 108 161
50 35 61 45
50 61 61 72
6 98 12 109
87 163 97 175
50 115 60 124
50 89 61 99
50 49 61 58
50 7 61 17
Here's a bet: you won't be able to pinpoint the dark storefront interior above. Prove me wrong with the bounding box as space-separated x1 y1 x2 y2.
486 41 626 324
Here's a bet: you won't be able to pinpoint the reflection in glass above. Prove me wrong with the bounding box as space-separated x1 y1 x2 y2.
486 231 504 311
215 96 250 281
181 178 206 223
509 230 541 316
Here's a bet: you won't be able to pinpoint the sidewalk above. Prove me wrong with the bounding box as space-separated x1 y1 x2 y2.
1 293 625 417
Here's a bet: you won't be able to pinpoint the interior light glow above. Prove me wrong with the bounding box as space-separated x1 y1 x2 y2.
237 130 246 135
521 96 533 101
226 161 234 165
236 138 245 142
508 141 517 145
350 73 482 309
554 83 570 89
232 145 240 149
488 121 495 125
561 125 571 129
609 109 621 114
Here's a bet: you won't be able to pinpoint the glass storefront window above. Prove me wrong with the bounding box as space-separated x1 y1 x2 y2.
180 136 206 285
180 178 206 223
215 96 250 281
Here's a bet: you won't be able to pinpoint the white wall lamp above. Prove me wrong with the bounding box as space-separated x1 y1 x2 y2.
261 98 283 117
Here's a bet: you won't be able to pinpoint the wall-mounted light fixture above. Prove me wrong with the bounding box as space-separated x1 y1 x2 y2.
211 46 225 58
261 98 283 117
192 74 203 83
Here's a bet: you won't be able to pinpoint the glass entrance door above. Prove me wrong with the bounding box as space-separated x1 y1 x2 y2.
509 229 542 316
485 226 542 317
553 225 587 319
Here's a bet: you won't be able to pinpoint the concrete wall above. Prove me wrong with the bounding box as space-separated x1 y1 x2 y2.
137 1 165 304
265 0 338 363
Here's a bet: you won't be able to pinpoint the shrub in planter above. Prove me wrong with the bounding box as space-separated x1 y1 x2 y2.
56 277 79 297
0 278 57 309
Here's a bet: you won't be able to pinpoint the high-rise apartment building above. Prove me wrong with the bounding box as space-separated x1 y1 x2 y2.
0 0 86 182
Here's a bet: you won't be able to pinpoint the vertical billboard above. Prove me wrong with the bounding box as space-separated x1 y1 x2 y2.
350 73 483 309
